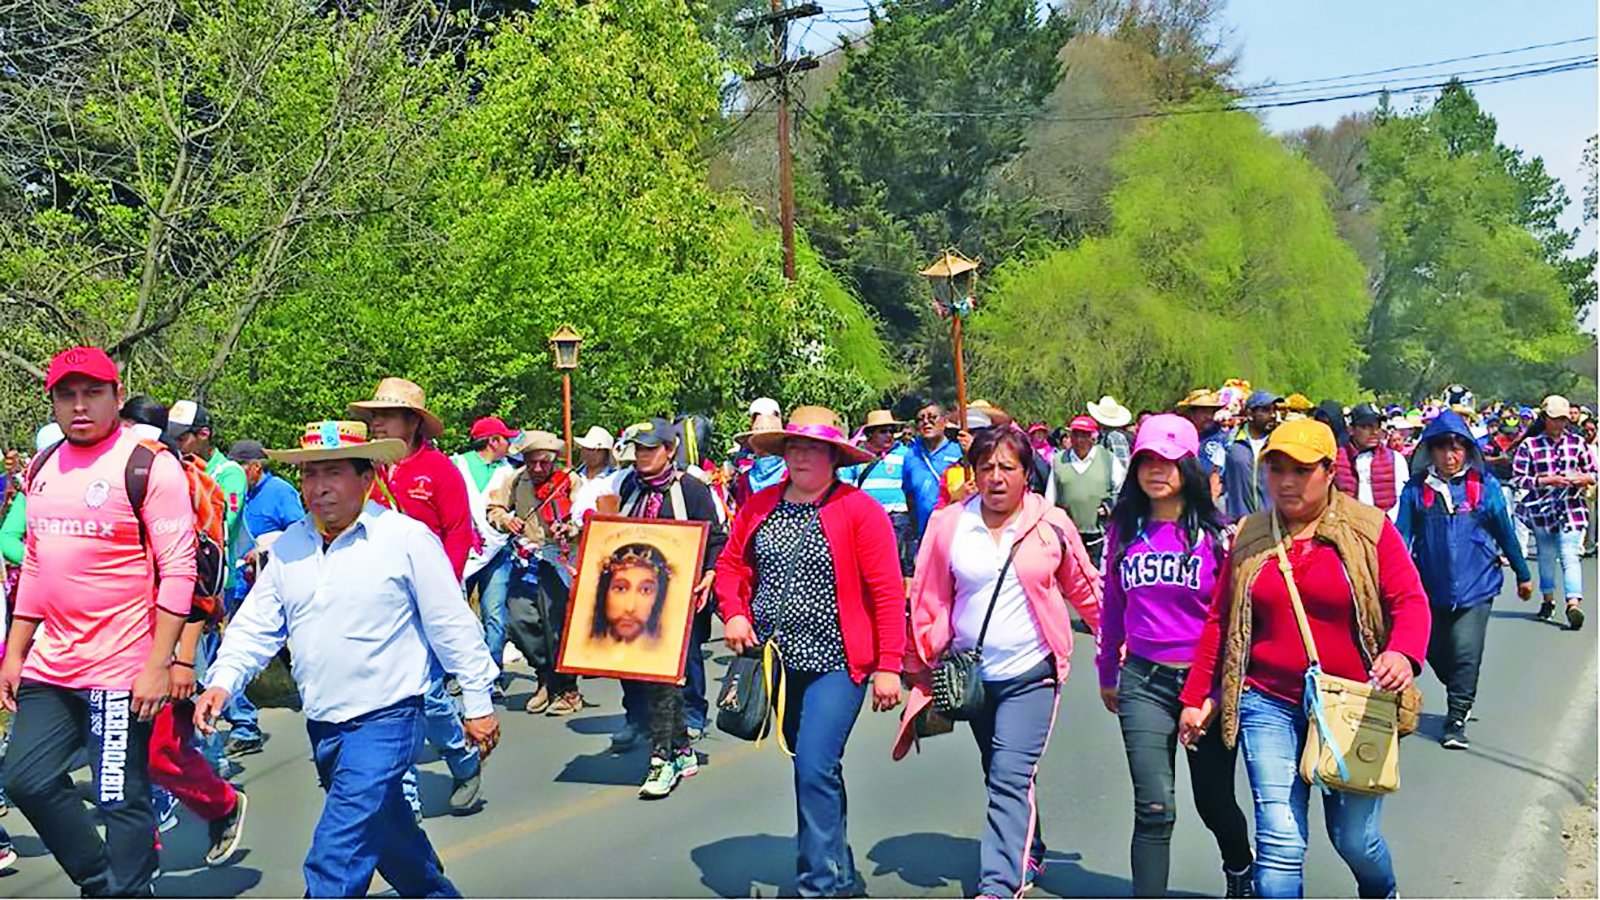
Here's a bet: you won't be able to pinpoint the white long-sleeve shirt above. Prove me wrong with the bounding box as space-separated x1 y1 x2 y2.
208 501 499 723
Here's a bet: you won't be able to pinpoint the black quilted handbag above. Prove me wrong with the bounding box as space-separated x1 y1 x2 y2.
930 537 1024 721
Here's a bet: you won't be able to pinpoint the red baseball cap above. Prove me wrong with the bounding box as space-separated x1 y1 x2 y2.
469 416 519 441
44 346 119 391
1069 415 1100 435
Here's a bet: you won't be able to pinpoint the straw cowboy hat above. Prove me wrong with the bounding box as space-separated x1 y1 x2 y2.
575 425 614 451
1087 395 1132 428
734 412 784 446
348 377 445 441
1176 389 1225 410
266 420 408 465
747 406 876 466
861 410 903 430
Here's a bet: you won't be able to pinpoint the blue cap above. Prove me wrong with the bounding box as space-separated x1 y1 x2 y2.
1246 390 1284 410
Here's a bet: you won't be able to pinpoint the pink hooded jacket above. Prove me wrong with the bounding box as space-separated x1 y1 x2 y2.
892 492 1103 760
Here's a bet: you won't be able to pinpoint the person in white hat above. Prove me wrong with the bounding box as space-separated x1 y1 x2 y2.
573 425 618 483
1511 394 1597 629
196 420 499 897
1089 395 1134 466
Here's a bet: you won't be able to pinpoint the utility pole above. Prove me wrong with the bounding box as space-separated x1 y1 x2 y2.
739 2 820 282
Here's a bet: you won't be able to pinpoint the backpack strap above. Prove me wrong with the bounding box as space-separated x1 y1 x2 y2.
25 440 64 487
124 442 159 549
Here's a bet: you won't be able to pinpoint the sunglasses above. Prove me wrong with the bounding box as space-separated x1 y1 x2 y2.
915 413 943 423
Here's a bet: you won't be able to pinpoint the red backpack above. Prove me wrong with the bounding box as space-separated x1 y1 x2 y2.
29 439 227 622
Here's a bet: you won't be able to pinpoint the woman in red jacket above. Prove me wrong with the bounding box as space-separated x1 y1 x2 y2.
715 406 905 899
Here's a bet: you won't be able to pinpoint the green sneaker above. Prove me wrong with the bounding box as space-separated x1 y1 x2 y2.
675 748 699 779
638 757 679 799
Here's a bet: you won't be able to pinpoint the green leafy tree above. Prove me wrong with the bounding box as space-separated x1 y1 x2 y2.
1362 82 1590 401
211 0 894 450
968 107 1369 418
803 0 1072 339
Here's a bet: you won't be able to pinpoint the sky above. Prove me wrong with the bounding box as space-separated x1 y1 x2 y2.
796 0 1599 249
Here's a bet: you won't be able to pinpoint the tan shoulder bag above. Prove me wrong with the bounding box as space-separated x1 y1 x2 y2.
1272 514 1401 796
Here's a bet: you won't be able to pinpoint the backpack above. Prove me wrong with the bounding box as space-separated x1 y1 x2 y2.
29 439 227 623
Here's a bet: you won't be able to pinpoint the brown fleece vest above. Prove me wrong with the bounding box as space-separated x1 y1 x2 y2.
1216 490 1403 748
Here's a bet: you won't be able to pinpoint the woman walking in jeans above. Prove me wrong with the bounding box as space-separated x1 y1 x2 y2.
1095 415 1253 897
716 406 905 898
1177 420 1430 898
894 427 1102 899
1512 395 1596 630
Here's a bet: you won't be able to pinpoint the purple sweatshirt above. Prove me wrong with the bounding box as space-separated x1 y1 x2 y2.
1095 519 1223 690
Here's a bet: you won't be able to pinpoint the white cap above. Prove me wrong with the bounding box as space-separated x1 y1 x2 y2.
35 422 64 454
169 400 200 428
748 397 781 419
1542 395 1573 420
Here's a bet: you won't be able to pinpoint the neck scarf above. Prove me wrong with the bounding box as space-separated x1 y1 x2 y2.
638 465 679 519
748 455 787 494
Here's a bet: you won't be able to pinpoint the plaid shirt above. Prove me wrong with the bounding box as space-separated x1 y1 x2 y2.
1512 430 1595 532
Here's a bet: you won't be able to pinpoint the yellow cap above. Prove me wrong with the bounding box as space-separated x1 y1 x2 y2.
1264 419 1337 465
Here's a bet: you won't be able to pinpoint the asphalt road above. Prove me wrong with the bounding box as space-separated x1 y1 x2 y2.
0 561 1593 898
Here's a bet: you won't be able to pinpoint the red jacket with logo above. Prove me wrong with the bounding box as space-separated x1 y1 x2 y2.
374 445 474 580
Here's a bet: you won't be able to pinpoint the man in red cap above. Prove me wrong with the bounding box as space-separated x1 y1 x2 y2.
2 347 197 896
454 416 521 685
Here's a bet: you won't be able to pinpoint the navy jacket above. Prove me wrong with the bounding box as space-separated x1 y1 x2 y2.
1222 428 1272 522
1396 411 1531 610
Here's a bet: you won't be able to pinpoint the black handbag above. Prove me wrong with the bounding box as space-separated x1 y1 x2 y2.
716 484 836 748
930 536 1025 721
715 650 771 741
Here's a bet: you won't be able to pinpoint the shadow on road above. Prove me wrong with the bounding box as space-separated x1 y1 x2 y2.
554 748 649 786
151 863 264 897
1415 714 1593 804
862 832 1176 898
691 833 797 897
563 713 627 736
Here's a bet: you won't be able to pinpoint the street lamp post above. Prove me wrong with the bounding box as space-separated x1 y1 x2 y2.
920 249 980 428
549 325 583 468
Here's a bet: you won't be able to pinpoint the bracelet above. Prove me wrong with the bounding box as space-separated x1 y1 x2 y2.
172 660 195 669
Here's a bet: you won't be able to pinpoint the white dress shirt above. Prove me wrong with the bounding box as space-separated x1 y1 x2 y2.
1354 448 1408 521
208 502 499 723
949 499 1051 681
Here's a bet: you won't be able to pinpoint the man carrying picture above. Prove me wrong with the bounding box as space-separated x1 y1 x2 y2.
612 419 727 798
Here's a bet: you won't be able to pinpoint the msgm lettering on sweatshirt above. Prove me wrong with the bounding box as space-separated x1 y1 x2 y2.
1119 551 1203 591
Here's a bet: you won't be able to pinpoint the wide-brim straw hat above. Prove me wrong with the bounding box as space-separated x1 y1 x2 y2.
734 412 785 446
1088 395 1132 428
861 409 902 430
1176 388 1225 410
748 406 876 466
266 420 408 465
348 377 444 441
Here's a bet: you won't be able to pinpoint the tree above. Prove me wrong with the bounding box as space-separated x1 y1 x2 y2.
0 0 467 436
803 0 1072 339
208 0 895 450
1285 114 1381 275
1065 0 1240 103
968 106 1370 418
1362 81 1590 400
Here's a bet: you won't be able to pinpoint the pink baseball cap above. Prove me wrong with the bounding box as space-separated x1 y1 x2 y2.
1069 415 1100 435
1132 413 1199 461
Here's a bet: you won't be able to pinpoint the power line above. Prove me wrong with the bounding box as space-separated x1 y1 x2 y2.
1258 35 1596 90
735 55 1596 123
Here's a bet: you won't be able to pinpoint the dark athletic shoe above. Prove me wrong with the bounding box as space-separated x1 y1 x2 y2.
1567 603 1585 631
206 791 247 866
1442 718 1469 750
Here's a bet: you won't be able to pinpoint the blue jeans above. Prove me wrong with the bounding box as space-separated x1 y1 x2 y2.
425 662 478 781
1533 527 1585 600
208 607 264 744
970 659 1056 898
466 545 513 673
683 606 713 732
782 669 868 898
1238 689 1396 898
305 698 458 898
